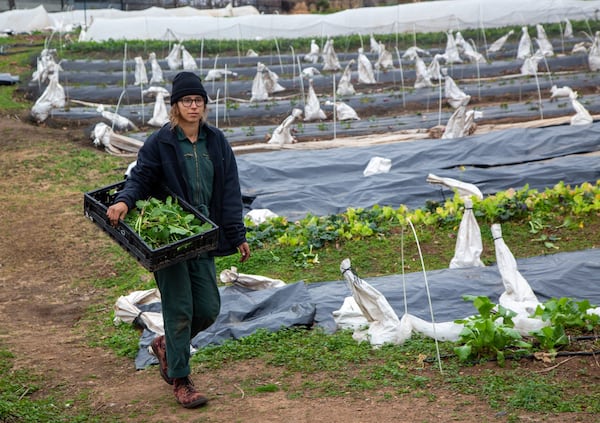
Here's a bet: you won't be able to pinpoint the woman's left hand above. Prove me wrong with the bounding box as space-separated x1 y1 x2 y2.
238 242 251 263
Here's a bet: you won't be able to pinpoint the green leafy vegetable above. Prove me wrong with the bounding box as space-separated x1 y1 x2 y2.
124 196 212 249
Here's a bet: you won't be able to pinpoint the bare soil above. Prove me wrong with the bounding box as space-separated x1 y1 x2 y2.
1 113 599 423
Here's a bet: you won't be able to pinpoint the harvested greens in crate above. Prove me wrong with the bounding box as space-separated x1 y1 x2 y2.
84 181 219 271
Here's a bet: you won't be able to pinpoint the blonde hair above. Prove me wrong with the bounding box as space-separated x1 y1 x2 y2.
169 102 207 130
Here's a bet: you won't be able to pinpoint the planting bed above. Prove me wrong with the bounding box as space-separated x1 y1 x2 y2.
22 34 600 145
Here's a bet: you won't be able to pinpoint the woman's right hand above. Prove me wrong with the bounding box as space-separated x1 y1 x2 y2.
106 201 129 227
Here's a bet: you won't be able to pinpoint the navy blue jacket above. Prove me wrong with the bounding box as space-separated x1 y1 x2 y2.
115 123 247 257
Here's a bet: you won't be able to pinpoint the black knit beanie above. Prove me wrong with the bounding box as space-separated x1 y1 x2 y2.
170 71 208 105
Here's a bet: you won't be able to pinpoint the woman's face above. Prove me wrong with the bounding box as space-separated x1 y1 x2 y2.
176 96 206 124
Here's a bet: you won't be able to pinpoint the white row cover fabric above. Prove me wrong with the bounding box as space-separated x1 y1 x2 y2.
569 91 593 126
357 48 376 84
245 208 279 224
444 73 471 109
134 56 148 86
250 62 285 102
31 72 65 123
149 52 164 84
588 32 600 71
219 266 286 290
5 2 600 40
336 60 356 97
336 258 464 346
335 218 566 348
442 106 482 139
64 0 600 42
267 108 303 145
114 288 165 336
425 173 484 199
304 39 320 64
303 79 326 121
363 157 391 177
449 198 485 269
326 101 360 121
487 29 514 53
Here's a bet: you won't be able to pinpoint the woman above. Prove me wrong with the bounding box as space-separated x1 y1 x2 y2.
107 71 250 408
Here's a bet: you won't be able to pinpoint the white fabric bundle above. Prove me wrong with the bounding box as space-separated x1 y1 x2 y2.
336 60 356 96
31 71 65 123
442 30 462 63
166 43 182 70
321 37 341 71
414 56 433 88
569 91 593 125
357 48 376 84
326 101 360 121
303 79 326 121
444 73 471 109
268 108 303 145
134 56 148 86
147 91 169 127
181 46 197 70
113 289 164 335
535 24 554 57
487 30 514 53
219 266 286 290
442 104 481 139
588 31 600 71
374 42 394 70
449 198 485 269
148 52 164 84
304 39 320 64
517 26 532 60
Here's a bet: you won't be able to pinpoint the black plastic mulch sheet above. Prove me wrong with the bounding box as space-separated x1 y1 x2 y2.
134 248 600 370
134 281 317 369
237 122 600 220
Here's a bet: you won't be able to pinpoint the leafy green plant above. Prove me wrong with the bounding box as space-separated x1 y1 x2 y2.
532 297 600 332
454 295 532 366
124 196 212 249
530 324 568 353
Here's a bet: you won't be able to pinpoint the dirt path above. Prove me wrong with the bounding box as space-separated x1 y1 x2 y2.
0 114 596 422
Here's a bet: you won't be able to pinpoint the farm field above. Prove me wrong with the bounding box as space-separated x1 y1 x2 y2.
1 18 600 423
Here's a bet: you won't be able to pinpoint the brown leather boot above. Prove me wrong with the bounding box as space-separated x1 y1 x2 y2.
173 376 208 408
151 335 174 385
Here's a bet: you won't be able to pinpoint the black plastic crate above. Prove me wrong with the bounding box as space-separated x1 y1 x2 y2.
84 181 219 272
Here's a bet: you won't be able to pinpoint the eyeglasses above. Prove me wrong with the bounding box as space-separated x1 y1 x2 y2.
179 97 204 107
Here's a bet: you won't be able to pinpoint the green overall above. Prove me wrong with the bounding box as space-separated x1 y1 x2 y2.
154 127 220 379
